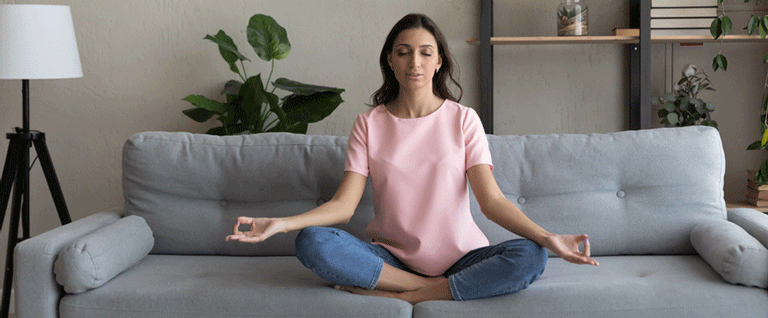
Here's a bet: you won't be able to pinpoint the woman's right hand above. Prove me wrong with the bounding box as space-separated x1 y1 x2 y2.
225 216 286 243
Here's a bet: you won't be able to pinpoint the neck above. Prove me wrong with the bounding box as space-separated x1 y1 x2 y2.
389 89 443 119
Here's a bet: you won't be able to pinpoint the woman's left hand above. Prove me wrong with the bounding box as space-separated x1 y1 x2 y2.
543 234 599 266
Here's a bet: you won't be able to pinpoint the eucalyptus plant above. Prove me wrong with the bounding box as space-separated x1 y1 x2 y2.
182 14 344 135
711 0 768 185
653 64 717 128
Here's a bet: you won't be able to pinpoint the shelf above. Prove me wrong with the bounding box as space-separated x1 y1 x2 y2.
466 36 637 45
651 34 768 44
466 35 768 45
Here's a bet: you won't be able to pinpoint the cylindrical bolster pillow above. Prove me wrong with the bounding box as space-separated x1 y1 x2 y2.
691 220 768 288
728 208 768 249
54 215 154 294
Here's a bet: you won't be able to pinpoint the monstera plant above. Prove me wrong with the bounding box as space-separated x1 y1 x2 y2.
183 14 344 135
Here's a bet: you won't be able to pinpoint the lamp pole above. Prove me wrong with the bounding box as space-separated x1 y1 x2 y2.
22 80 28 133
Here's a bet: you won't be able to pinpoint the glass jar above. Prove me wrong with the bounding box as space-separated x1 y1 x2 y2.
557 0 588 36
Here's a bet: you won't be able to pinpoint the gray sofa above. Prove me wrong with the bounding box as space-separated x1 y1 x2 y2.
14 126 768 317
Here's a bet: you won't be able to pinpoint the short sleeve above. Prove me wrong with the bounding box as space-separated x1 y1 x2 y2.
345 114 369 177
463 108 493 171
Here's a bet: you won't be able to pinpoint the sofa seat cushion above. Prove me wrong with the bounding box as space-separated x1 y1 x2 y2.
59 255 411 318
415 256 768 318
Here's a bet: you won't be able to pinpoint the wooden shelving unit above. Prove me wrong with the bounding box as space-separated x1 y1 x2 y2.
466 35 768 45
473 0 768 134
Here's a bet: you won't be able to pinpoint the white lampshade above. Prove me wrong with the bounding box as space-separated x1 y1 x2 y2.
0 5 83 79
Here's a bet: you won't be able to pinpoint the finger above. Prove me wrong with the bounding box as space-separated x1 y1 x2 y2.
238 236 265 243
232 221 242 235
236 216 254 225
581 235 591 257
225 234 242 241
572 256 598 266
226 235 262 244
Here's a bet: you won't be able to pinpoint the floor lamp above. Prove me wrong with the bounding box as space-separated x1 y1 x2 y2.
0 5 83 317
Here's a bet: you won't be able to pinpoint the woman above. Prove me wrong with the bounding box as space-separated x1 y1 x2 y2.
226 13 598 304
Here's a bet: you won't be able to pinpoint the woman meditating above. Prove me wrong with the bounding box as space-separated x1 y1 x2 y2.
226 13 598 304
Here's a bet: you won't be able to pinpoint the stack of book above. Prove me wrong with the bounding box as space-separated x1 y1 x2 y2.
747 170 768 207
651 0 718 36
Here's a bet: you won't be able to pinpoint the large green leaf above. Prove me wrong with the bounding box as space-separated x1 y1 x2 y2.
666 112 679 125
758 161 768 185
221 80 243 95
206 126 227 136
269 122 308 134
712 54 727 71
222 80 243 105
663 102 675 112
239 74 266 129
264 91 286 131
748 140 764 150
283 91 344 123
710 17 722 39
247 14 291 61
217 103 238 127
204 30 249 74
721 16 732 36
273 78 345 96
748 15 759 35
183 107 215 122
182 95 225 114
762 127 768 147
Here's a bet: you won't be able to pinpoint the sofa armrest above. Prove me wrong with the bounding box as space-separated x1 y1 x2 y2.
14 210 122 318
691 219 768 288
728 208 768 248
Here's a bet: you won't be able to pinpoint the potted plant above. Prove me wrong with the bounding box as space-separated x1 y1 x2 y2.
652 64 717 128
182 14 344 135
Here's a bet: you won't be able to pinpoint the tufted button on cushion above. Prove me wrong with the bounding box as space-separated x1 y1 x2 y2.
219 199 228 208
617 190 625 198
517 197 526 204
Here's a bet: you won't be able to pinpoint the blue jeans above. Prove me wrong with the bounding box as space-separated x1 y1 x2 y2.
295 226 547 301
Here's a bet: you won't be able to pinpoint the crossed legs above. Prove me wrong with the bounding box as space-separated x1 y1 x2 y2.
295 227 546 304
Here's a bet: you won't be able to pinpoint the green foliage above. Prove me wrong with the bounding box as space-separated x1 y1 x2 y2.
183 14 344 135
558 5 584 19
653 65 718 128
714 1 768 186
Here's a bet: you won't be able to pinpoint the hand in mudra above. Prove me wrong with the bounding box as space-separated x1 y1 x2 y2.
225 216 283 243
544 234 599 266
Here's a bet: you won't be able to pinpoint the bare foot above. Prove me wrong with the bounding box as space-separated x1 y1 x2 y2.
335 285 412 303
334 277 452 305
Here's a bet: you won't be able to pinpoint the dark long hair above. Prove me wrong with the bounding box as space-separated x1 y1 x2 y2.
370 13 463 106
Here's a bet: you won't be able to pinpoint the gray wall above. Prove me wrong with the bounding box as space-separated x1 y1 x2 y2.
0 0 766 299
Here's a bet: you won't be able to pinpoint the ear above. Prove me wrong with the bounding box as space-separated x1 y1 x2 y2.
387 53 394 69
437 55 443 70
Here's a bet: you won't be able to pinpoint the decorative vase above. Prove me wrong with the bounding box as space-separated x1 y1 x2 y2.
558 0 588 36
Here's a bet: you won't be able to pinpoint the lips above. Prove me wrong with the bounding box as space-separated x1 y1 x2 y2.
406 73 423 79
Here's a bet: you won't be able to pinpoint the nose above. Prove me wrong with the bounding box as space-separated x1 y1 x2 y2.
409 54 420 69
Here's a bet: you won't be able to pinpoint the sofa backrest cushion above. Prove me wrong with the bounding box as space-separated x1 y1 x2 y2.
124 127 726 257
123 132 373 256
469 126 726 256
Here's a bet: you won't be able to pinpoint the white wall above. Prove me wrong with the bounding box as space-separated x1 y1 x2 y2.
0 0 766 294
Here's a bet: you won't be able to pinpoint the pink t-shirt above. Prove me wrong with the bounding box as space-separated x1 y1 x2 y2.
344 100 494 276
